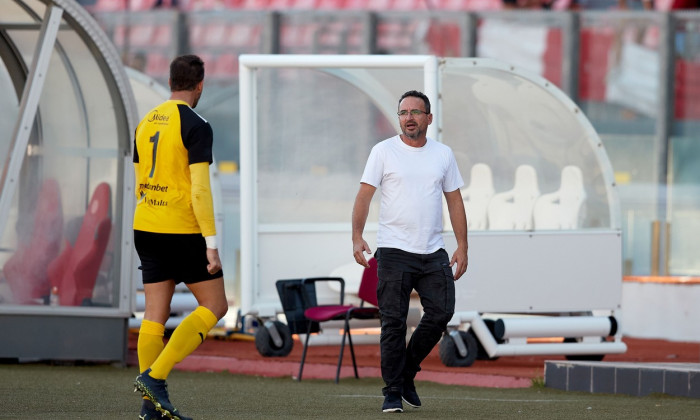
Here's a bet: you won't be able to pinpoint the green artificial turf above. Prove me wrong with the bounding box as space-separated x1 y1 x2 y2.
1 363 699 419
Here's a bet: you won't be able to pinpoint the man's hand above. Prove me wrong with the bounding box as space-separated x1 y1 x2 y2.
444 189 468 280
449 246 468 280
206 248 222 274
353 239 372 268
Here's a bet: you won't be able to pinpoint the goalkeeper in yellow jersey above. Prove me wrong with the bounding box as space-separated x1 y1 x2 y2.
132 55 227 420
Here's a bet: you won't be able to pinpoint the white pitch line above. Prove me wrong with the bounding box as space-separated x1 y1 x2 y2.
336 394 580 403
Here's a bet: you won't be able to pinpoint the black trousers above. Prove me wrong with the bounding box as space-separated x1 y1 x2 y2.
375 247 455 395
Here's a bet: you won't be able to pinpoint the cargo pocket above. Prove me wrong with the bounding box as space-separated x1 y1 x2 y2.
377 268 405 319
442 265 456 314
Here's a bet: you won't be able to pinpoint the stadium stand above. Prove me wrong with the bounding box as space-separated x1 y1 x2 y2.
579 27 615 101
675 59 700 119
543 28 562 88
317 0 347 7
239 0 272 8
391 0 431 9
82 4 700 117
90 0 127 11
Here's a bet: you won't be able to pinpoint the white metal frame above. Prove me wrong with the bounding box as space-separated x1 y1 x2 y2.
239 54 438 316
0 5 63 248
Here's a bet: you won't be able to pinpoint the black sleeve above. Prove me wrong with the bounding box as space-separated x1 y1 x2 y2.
178 104 213 165
186 123 214 165
132 133 139 164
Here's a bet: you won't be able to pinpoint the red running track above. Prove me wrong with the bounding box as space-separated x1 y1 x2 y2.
127 333 700 388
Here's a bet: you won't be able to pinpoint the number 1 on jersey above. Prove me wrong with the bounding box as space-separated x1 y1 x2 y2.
149 131 160 178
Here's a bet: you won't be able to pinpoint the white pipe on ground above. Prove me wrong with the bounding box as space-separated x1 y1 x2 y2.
495 316 617 340
493 341 627 357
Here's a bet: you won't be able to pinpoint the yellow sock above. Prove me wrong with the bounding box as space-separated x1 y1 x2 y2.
137 319 165 373
148 306 218 380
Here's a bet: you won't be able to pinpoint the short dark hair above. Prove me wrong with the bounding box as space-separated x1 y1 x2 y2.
169 55 205 92
398 90 431 114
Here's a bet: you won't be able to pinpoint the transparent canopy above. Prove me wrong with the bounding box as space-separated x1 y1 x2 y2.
250 57 617 231
0 0 135 312
440 59 616 229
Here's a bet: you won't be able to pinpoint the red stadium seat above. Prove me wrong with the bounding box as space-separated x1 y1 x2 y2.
543 28 562 88
367 0 392 9
145 52 171 77
211 53 240 77
221 0 245 7
113 24 127 47
392 0 428 9
344 21 365 53
426 22 462 57
227 24 261 47
438 0 472 9
47 183 112 307
289 0 319 8
317 21 345 48
188 22 208 47
204 21 229 45
316 0 346 8
184 0 228 10
239 0 270 8
190 21 260 48
92 0 127 11
343 0 370 8
267 0 293 7
578 27 614 102
152 24 173 47
445 0 500 9
129 24 156 46
198 52 216 71
128 0 160 10
3 179 63 304
280 23 316 49
376 20 415 52
675 59 700 120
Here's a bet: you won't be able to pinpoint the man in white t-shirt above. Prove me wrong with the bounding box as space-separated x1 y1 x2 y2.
352 90 469 413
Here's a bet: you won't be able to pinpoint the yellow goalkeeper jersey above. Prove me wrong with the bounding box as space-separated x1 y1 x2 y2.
132 99 213 234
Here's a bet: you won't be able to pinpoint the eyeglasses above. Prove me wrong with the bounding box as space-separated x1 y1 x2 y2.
397 109 429 117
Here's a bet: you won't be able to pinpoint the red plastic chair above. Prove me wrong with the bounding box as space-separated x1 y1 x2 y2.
3 178 63 304
298 257 380 383
48 182 112 306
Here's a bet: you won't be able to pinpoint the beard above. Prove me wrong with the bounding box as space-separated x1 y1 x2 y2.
402 126 422 139
192 91 202 108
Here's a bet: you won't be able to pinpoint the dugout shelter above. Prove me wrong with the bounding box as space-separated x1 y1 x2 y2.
239 54 627 361
0 0 136 363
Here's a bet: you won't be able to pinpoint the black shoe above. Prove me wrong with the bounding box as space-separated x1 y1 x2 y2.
382 392 403 413
139 399 165 419
402 380 421 408
134 369 191 420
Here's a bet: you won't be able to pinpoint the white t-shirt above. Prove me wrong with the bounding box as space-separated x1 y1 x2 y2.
360 135 464 254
